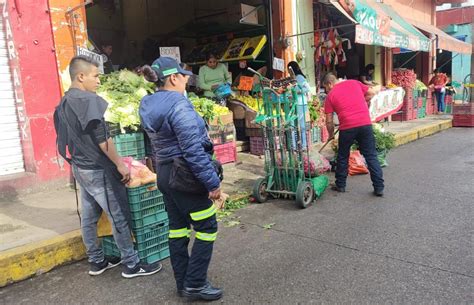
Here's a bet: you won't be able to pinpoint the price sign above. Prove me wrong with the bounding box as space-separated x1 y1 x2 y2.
272 57 285 72
159 47 181 63
76 47 104 74
238 76 254 91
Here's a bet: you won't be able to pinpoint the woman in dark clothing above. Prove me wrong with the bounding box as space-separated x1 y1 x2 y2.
360 64 378 86
139 56 223 301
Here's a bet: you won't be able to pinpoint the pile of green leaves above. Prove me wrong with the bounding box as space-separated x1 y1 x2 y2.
415 79 428 91
189 96 229 123
98 70 155 132
372 124 395 152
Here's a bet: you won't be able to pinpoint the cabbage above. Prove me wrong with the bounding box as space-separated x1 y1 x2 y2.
98 70 156 132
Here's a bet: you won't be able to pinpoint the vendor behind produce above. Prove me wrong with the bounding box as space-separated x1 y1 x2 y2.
359 64 378 86
198 53 231 98
232 60 267 95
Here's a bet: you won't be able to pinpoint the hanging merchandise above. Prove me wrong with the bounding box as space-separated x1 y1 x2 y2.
314 29 352 68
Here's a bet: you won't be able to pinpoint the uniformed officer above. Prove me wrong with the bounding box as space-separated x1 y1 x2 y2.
139 57 223 301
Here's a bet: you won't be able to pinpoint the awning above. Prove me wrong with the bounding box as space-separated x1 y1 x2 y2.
346 0 431 52
329 0 357 24
407 19 472 54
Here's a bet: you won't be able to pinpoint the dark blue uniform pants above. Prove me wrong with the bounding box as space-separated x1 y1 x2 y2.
157 163 218 290
336 124 384 191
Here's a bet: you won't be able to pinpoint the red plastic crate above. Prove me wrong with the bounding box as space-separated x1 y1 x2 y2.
453 114 474 127
214 141 237 164
321 126 329 143
417 98 423 108
249 137 264 155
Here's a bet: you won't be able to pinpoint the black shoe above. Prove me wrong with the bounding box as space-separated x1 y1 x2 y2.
183 282 223 301
373 189 384 197
121 262 163 279
331 185 345 193
88 256 121 276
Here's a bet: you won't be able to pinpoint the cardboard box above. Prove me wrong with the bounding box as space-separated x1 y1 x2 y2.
209 112 234 126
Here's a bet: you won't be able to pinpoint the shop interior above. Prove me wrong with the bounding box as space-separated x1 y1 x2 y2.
85 0 272 90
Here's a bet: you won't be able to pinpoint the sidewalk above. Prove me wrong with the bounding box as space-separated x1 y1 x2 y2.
0 115 452 287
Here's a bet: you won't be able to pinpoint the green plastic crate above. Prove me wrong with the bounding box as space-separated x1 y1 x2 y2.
113 132 146 160
126 183 168 229
102 236 121 257
127 183 160 205
101 221 170 264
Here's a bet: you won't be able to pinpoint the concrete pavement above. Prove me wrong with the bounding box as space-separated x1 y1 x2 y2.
0 115 454 287
0 127 472 303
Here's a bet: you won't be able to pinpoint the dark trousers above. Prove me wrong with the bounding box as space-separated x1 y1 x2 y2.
157 163 217 290
336 125 384 190
434 90 446 112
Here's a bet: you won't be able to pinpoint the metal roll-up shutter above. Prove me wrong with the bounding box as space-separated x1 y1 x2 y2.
0 15 25 176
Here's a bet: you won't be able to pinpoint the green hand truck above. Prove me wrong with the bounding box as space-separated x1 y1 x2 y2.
248 68 316 208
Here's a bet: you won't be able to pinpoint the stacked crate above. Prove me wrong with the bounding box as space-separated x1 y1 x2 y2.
392 88 416 121
209 113 238 164
102 184 170 264
103 133 170 263
452 103 474 127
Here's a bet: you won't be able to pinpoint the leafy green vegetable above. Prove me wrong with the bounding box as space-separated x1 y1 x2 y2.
98 70 155 132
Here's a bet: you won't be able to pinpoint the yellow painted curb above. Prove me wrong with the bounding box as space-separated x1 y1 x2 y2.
0 230 85 287
394 119 452 147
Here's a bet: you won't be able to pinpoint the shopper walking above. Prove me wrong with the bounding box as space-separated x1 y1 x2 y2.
54 56 162 278
322 73 384 197
139 57 223 301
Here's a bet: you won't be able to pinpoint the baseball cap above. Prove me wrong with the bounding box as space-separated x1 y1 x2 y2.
151 57 193 80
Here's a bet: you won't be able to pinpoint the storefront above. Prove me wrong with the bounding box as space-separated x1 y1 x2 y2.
83 0 274 85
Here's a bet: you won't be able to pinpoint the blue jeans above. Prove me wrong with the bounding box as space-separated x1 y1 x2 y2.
434 90 446 112
72 165 139 267
336 125 384 191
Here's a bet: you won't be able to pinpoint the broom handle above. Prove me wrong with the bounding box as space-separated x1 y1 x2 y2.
318 129 339 153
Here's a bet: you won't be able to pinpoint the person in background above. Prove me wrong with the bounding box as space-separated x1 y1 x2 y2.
232 60 267 96
198 53 231 98
322 73 384 197
288 61 312 95
54 56 162 278
99 42 115 74
360 64 378 86
429 69 449 113
287 61 312 149
140 57 223 301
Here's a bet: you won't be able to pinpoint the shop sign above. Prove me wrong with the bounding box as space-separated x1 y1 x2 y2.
76 47 104 74
369 87 405 122
159 47 181 63
352 1 390 36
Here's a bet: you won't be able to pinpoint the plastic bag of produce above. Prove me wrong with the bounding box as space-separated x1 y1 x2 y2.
348 150 369 175
311 175 329 197
303 152 331 176
122 157 157 187
377 150 388 167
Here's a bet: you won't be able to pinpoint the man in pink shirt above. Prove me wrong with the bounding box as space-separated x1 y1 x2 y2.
323 73 384 197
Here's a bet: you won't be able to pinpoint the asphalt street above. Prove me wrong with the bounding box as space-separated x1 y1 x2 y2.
1 128 473 304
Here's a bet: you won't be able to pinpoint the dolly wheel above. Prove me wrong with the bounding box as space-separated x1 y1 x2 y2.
296 181 314 209
253 178 268 203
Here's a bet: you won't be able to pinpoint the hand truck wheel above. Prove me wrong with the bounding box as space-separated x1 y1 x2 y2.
252 178 268 203
296 181 314 209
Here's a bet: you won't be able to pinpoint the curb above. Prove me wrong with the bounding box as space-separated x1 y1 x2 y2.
393 119 452 147
0 119 452 287
0 230 85 287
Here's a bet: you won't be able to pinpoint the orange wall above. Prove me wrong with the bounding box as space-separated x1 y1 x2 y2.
48 0 88 92
384 0 435 25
